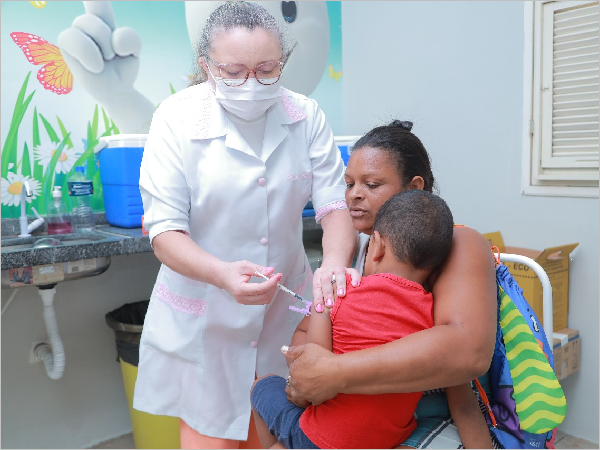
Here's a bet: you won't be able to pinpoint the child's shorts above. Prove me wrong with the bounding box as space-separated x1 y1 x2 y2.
251 375 319 449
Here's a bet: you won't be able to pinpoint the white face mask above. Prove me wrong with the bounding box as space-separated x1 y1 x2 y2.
211 76 281 121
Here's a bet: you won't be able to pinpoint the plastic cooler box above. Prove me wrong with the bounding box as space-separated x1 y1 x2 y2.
335 135 361 165
98 134 147 228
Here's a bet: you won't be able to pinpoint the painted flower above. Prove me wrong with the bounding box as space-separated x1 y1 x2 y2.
34 137 80 174
1 173 42 206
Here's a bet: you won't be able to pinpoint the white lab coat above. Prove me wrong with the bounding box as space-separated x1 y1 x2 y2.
133 82 346 440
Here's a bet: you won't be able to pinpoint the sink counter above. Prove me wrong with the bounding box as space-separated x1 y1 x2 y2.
1 216 322 271
1 226 151 271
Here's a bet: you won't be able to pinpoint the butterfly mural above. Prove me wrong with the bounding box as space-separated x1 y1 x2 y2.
328 64 342 82
11 31 73 95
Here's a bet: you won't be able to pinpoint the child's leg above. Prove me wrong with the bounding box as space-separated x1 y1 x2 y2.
180 419 239 449
239 413 263 449
250 375 318 449
252 407 279 448
180 414 262 449
251 376 281 448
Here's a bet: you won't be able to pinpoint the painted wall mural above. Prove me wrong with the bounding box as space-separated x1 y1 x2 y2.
1 1 343 219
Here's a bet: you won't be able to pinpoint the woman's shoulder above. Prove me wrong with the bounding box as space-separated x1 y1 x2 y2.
452 224 490 245
428 226 495 287
280 87 319 113
449 225 494 265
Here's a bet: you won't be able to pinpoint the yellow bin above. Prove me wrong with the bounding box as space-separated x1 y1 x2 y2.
120 358 180 449
106 301 180 449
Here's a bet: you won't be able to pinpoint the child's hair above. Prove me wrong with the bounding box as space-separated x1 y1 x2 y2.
190 1 294 85
353 120 436 193
373 190 454 271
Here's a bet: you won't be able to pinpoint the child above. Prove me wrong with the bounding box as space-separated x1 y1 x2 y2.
250 190 493 449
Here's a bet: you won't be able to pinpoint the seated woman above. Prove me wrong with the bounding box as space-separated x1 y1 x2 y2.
281 120 499 448
251 190 493 449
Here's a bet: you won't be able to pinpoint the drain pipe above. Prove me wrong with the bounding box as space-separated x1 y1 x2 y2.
35 285 66 380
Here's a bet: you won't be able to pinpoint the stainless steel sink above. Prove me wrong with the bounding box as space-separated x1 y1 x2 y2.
1 231 113 288
1 232 109 253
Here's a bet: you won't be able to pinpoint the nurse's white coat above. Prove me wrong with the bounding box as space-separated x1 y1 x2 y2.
133 82 346 440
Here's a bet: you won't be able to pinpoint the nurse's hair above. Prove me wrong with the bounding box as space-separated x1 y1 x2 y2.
374 190 453 271
353 120 437 194
190 1 294 85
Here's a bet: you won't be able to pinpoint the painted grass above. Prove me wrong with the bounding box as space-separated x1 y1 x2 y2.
2 72 118 218
2 73 176 219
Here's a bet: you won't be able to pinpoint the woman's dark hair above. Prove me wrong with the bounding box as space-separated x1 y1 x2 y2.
352 120 436 193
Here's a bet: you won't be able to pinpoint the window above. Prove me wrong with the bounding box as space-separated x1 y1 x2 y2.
524 1 599 197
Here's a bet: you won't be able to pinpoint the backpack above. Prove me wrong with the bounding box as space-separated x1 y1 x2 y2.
474 251 567 449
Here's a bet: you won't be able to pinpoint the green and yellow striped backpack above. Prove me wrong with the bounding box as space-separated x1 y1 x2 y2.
475 254 567 449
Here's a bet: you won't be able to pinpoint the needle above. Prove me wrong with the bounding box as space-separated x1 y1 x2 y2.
254 271 307 303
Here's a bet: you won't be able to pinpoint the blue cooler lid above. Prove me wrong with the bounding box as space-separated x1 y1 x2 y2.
99 134 148 150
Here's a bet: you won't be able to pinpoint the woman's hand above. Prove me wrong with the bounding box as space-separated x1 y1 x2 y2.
218 262 282 305
284 343 341 406
312 265 361 312
285 385 311 408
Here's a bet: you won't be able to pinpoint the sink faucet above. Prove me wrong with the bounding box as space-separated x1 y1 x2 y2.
19 180 45 237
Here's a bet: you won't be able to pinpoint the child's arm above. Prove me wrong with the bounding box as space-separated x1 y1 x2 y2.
286 307 333 365
445 383 493 449
286 316 310 367
305 303 333 351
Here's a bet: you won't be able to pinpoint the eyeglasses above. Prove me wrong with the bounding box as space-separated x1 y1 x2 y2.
204 55 284 87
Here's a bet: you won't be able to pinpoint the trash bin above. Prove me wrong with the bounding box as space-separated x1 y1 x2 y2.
105 300 180 449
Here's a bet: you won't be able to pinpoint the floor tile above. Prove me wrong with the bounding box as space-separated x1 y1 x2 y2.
555 430 599 449
90 431 600 449
90 433 135 449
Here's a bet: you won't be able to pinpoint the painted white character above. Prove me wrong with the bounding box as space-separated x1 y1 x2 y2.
57 1 330 134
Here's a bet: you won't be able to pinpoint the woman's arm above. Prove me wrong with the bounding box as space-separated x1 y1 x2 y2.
286 227 497 404
152 230 281 305
446 383 493 449
313 208 360 307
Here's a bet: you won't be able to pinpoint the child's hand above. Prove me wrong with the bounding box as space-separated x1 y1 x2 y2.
312 266 361 312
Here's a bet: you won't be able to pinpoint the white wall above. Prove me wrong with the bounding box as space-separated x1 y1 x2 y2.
341 1 599 444
1 252 162 449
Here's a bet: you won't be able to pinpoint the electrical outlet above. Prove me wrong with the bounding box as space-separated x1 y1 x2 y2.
29 341 48 364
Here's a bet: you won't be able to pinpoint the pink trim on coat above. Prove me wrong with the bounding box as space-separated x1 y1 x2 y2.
281 92 308 122
315 200 348 223
287 171 313 181
155 282 208 316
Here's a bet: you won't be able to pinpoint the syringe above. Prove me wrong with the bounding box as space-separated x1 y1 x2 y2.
254 271 307 303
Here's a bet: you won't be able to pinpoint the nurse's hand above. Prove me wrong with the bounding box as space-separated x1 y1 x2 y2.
220 262 282 305
284 343 340 406
312 266 361 312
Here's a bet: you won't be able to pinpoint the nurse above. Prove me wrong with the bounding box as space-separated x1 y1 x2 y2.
133 2 357 449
